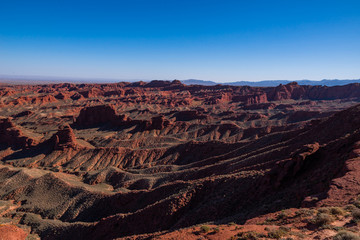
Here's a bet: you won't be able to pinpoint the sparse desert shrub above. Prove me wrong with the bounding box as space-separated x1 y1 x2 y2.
295 208 315 217
235 231 265 240
200 225 211 233
318 207 331 214
317 207 344 216
228 222 236 226
276 210 288 220
260 217 275 225
289 231 306 239
267 227 290 239
330 207 345 216
279 226 291 232
333 230 360 240
213 227 220 233
345 204 356 211
312 213 334 226
353 200 360 208
351 208 360 221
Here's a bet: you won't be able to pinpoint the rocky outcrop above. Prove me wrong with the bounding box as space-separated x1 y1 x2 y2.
75 105 172 131
0 87 16 97
54 92 70 100
243 103 276 110
146 116 172 130
232 92 268 104
75 105 120 127
50 124 78 150
13 110 33 118
267 82 306 100
173 110 209 121
0 118 37 149
70 92 85 100
12 95 57 105
79 87 103 98
144 80 185 89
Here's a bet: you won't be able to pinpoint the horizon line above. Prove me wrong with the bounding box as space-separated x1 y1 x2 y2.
1 74 359 84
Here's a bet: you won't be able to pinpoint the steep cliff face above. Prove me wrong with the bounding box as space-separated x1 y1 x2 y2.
232 92 268 104
265 82 360 101
0 118 37 149
266 82 303 100
50 125 78 150
75 105 120 127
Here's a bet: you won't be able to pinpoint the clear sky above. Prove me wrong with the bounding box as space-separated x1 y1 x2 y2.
0 0 359 82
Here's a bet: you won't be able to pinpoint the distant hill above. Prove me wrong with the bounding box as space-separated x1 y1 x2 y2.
180 79 218 86
1 75 360 87
180 79 360 87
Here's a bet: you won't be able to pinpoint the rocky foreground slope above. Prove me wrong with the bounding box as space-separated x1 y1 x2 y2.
1 81 360 239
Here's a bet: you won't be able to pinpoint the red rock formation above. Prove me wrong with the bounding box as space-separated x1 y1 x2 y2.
144 80 185 89
12 95 57 105
0 118 37 149
3 81 360 240
50 124 78 150
104 89 125 97
75 105 120 127
79 87 103 98
13 110 34 118
243 103 276 110
173 110 209 121
70 92 85 100
54 92 70 100
267 82 306 100
232 92 268 104
146 116 172 130
75 105 173 131
0 87 16 97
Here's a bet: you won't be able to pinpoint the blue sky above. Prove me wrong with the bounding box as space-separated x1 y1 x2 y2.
0 0 359 82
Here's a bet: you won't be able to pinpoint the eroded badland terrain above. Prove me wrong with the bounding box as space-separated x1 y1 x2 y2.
2 81 360 239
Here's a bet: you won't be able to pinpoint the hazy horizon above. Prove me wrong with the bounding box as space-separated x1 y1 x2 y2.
1 74 360 85
1 0 359 82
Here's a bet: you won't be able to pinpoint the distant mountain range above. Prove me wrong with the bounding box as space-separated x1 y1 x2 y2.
1 75 360 87
181 79 360 87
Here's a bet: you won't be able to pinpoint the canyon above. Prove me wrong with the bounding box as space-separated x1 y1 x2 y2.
1 81 360 239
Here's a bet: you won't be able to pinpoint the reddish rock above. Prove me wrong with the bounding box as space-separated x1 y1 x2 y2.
54 92 70 100
104 89 125 97
3 81 360 240
173 111 208 121
13 110 34 118
267 82 306 100
75 105 119 127
243 103 276 110
12 95 57 105
147 116 172 130
0 87 16 97
232 92 268 104
50 124 78 150
0 118 37 149
0 225 27 240
79 87 103 98
70 92 85 100
144 80 185 89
